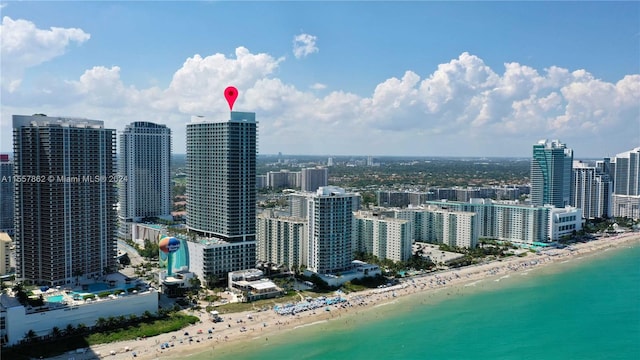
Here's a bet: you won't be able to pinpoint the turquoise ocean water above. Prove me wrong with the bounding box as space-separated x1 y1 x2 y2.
195 244 640 360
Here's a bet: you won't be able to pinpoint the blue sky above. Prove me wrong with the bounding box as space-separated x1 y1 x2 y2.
1 1 638 157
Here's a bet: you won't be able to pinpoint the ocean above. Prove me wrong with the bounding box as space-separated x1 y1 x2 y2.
193 243 640 360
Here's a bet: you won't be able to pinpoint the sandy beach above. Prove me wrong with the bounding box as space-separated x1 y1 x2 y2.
48 233 640 360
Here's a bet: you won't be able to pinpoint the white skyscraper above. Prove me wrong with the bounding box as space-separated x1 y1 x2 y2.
307 186 360 274
119 122 172 234
612 147 640 219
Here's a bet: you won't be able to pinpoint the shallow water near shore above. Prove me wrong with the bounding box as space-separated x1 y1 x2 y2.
189 244 640 360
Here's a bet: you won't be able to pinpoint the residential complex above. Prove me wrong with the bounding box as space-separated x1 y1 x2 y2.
257 210 307 271
13 115 117 286
118 122 172 235
354 212 412 261
386 207 480 248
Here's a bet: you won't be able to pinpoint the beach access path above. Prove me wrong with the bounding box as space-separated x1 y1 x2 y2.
47 232 640 360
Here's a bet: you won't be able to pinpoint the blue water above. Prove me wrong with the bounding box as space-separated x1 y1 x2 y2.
201 244 640 360
46 295 64 303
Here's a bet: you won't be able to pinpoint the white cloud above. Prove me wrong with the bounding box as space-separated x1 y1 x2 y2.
310 83 327 90
1 47 638 158
0 16 90 92
292 33 318 59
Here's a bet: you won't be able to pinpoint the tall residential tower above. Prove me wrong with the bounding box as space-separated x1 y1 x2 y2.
185 112 257 279
531 139 573 208
307 186 360 274
612 147 640 219
118 122 172 234
13 115 117 286
0 154 13 235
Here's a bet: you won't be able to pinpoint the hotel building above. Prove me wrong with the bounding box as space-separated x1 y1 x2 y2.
13 115 117 286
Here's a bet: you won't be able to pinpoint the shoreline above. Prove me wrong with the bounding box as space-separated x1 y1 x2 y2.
45 233 640 360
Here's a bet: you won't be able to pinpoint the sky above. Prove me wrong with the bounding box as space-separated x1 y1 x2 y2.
0 1 638 158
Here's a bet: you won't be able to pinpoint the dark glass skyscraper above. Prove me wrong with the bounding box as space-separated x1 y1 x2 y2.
0 154 13 235
13 115 117 286
186 112 257 242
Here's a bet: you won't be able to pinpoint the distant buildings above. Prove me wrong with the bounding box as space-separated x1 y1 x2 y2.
186 112 257 281
0 154 13 235
266 169 300 189
118 122 172 236
611 147 640 219
531 139 573 208
13 115 117 286
376 186 528 208
301 167 328 192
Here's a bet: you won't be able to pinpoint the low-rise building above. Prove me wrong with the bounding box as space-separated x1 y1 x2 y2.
227 269 282 302
548 206 583 241
0 278 157 347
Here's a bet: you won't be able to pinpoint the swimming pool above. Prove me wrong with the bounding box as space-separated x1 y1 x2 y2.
47 295 64 303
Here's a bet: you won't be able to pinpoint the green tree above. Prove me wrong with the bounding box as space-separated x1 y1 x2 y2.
24 329 37 343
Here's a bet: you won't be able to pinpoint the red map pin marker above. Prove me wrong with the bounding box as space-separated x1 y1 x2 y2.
224 86 238 111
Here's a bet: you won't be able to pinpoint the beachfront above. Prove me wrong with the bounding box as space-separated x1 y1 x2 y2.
46 233 640 360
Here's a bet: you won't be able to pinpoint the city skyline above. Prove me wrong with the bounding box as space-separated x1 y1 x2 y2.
1 2 639 158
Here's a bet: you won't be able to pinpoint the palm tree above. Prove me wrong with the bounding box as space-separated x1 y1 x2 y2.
76 323 87 335
65 324 75 336
51 326 62 338
95 317 107 330
24 329 37 343
73 269 83 286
